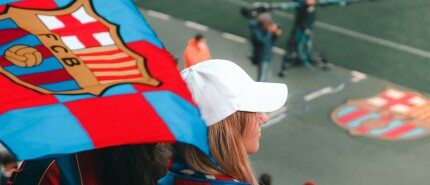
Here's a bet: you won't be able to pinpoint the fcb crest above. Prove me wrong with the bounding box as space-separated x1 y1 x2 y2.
332 87 430 140
0 0 160 95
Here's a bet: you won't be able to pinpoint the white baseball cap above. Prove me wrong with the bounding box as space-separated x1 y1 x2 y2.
181 59 288 126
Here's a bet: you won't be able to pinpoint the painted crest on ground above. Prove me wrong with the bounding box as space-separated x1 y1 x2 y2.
331 87 430 140
0 0 160 95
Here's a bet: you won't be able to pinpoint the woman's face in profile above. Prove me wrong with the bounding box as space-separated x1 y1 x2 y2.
242 112 268 154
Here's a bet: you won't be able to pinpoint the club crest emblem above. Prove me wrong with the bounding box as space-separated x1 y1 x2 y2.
0 0 160 95
331 87 430 140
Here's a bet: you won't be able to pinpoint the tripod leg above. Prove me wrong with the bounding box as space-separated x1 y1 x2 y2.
297 29 311 65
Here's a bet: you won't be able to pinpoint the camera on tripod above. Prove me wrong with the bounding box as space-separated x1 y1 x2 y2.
240 2 274 18
240 2 302 18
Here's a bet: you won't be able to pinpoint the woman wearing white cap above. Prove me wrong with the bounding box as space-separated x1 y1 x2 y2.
158 59 288 185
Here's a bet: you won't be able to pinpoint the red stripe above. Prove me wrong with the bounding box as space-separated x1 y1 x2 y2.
0 56 13 67
39 161 60 185
75 49 123 57
0 75 58 114
0 29 29 45
77 152 103 185
380 115 392 122
381 123 416 139
0 0 58 14
18 69 74 85
96 74 142 81
337 109 369 125
8 0 58 10
355 124 369 134
34 45 54 58
175 178 210 185
89 65 138 72
126 41 197 105
65 93 176 148
82 56 134 64
215 175 234 181
0 5 5 14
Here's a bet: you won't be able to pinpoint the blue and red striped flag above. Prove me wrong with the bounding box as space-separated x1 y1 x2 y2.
0 0 209 160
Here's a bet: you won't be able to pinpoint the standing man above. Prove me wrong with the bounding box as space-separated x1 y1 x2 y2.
278 0 317 77
249 13 282 82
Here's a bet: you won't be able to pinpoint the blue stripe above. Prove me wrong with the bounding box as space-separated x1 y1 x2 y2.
400 128 428 139
143 91 209 155
40 80 81 92
0 0 22 6
103 84 137 96
336 105 357 117
0 104 94 160
4 56 63 76
54 84 137 102
52 0 74 7
92 0 164 48
0 18 19 29
0 34 41 54
368 120 404 136
55 93 95 103
346 113 380 128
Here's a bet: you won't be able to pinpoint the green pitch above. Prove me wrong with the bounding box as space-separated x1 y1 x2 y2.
136 0 430 93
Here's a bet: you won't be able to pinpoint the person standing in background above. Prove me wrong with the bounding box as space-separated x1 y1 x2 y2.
1 154 17 185
248 13 282 82
183 33 212 68
259 173 272 185
278 0 317 77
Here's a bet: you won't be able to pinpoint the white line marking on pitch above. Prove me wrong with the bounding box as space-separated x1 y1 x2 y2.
222 0 430 59
222 33 247 43
304 86 333 101
350 70 367 83
185 21 209 31
147 10 171 20
149 1 430 59
315 22 430 59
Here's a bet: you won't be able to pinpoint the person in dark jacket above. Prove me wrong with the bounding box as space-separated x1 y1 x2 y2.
249 13 282 82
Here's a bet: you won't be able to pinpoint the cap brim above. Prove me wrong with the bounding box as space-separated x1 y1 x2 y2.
237 82 288 113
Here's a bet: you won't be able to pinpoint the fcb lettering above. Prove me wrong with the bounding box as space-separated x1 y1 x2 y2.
38 33 82 67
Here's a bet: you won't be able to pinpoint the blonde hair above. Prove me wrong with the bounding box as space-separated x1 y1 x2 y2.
178 111 259 185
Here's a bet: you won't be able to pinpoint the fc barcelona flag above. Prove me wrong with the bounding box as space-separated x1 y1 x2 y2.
0 0 209 160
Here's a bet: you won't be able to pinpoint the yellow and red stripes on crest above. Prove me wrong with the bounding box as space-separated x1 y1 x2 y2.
74 46 143 84
407 102 430 122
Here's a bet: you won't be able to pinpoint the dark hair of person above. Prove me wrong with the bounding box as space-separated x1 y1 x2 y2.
259 173 271 185
195 33 204 41
96 143 171 185
2 154 17 166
